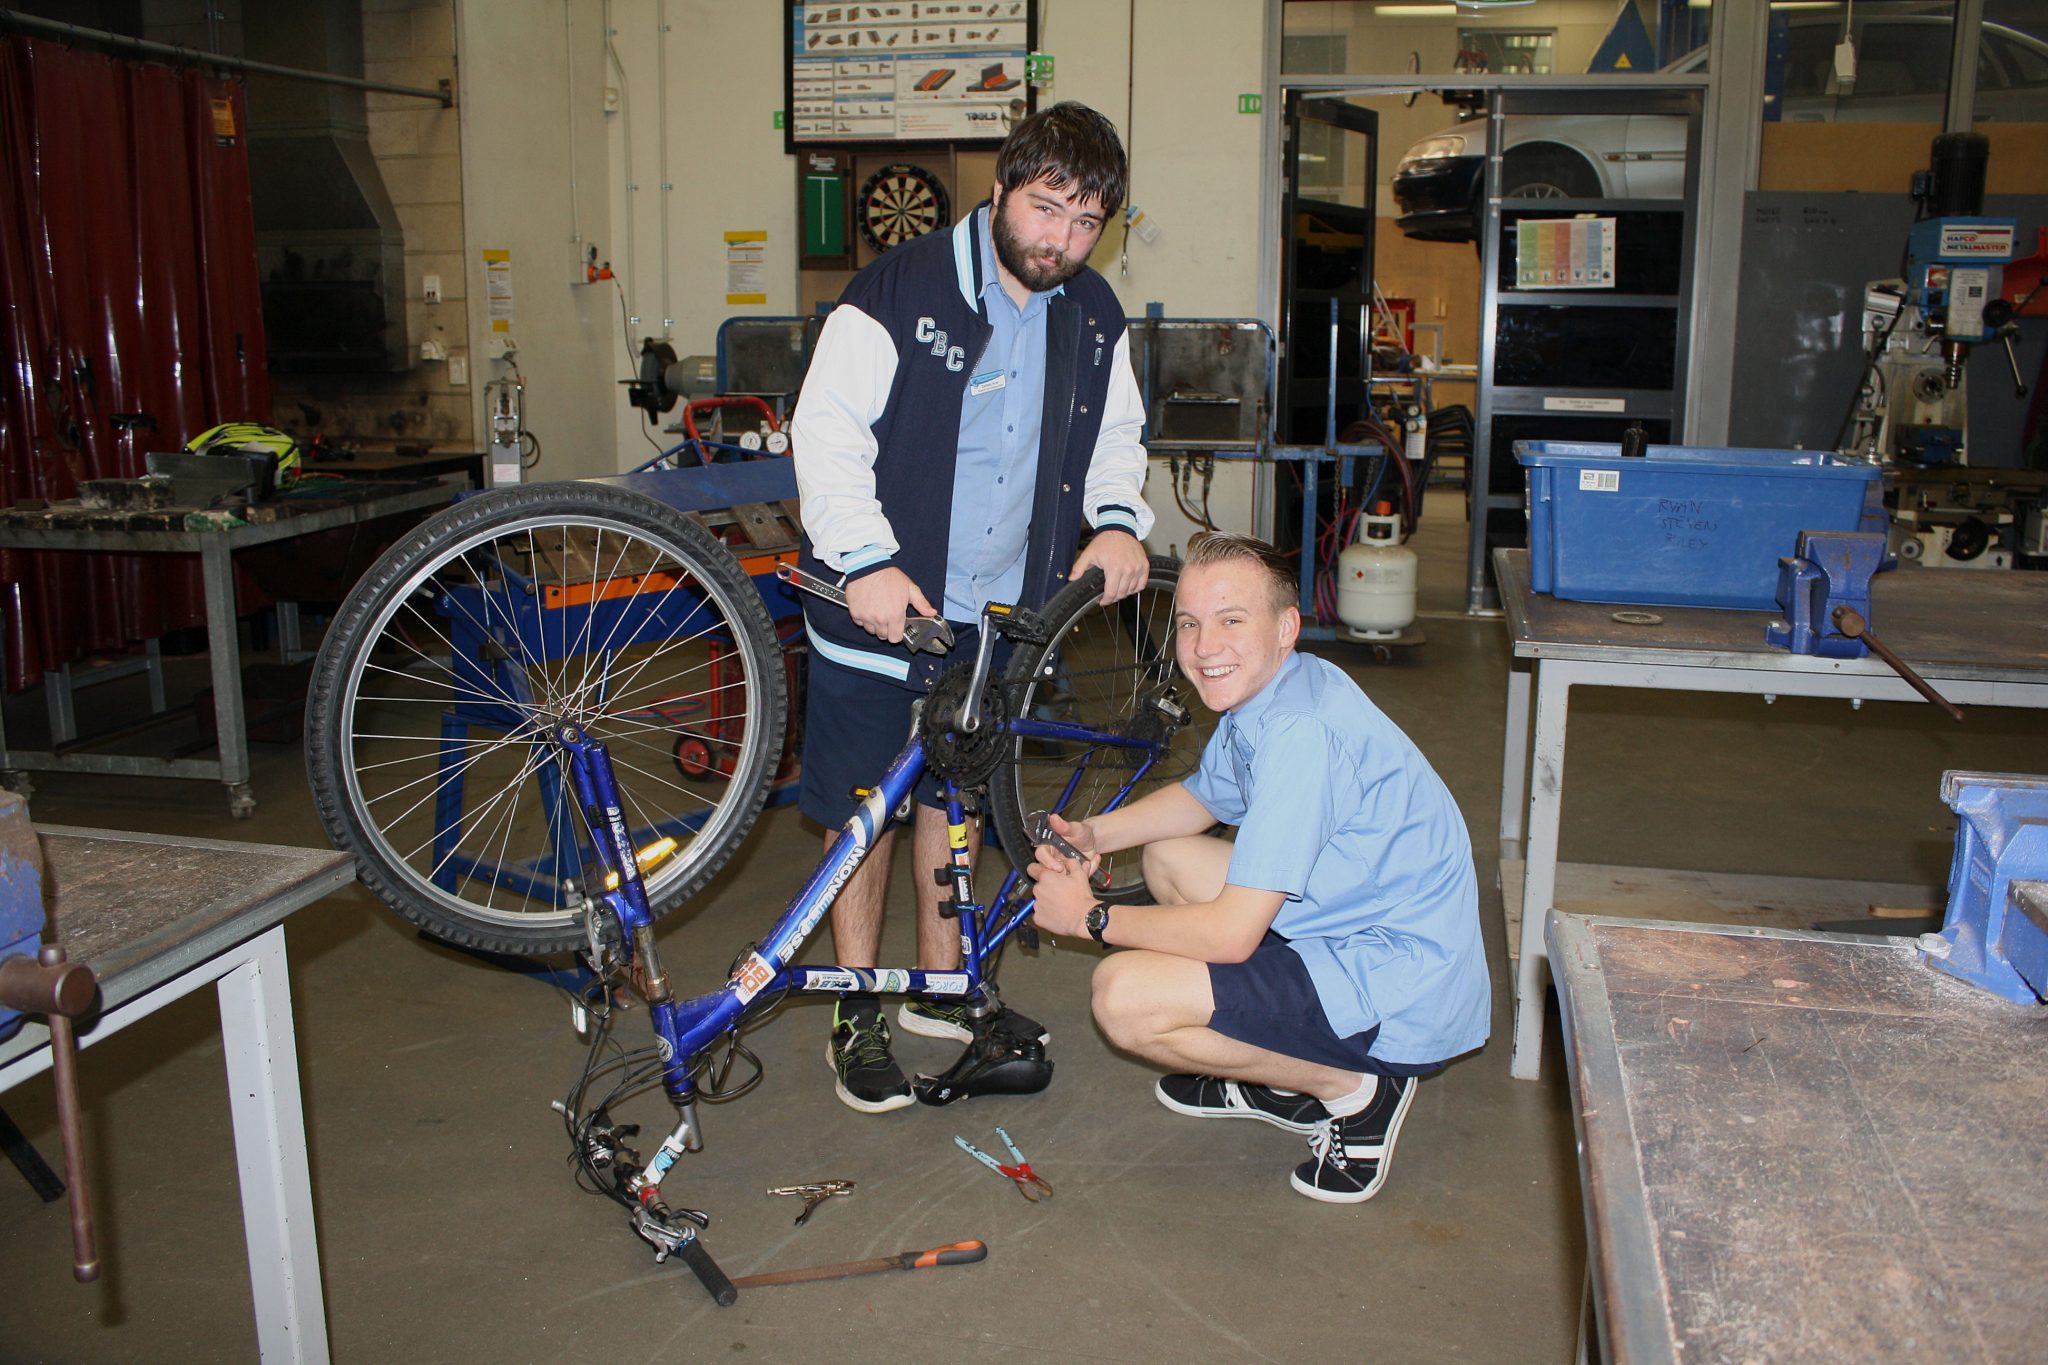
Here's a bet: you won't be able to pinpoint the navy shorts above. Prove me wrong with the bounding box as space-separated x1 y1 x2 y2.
1208 933 1439 1078
797 632 1005 827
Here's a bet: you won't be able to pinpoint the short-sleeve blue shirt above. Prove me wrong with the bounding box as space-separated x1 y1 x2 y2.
1182 651 1490 1066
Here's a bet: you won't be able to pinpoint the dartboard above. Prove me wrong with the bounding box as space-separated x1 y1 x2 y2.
857 163 951 254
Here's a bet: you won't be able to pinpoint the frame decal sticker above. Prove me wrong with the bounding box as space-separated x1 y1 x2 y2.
733 951 777 1004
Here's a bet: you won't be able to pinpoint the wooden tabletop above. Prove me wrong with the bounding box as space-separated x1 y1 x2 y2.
1549 914 2048 1364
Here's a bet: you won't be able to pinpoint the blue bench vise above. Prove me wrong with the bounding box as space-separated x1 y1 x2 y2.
1765 530 1894 659
1 791 46 1042
1922 771 2048 1005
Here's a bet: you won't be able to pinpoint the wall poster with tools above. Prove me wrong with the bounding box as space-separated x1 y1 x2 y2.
787 2 1036 148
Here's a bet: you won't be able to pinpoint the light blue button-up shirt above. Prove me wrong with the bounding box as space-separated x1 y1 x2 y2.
1182 652 1492 1066
941 205 1056 623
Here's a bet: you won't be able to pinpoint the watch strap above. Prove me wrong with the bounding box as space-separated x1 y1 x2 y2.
1086 902 1110 945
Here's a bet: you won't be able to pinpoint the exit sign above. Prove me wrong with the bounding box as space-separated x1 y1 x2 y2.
1238 93 1261 114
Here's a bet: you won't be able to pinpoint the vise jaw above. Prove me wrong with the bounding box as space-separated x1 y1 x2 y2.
1923 772 2048 1005
1765 530 1894 659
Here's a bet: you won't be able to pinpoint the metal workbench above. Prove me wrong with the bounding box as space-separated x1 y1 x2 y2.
0 825 353 1363
0 477 459 816
1548 913 2048 1364
1495 547 2048 1079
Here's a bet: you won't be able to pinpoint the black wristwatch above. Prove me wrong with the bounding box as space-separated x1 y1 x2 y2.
1084 902 1111 946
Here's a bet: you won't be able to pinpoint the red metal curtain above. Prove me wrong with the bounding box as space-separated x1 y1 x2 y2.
0 36 270 692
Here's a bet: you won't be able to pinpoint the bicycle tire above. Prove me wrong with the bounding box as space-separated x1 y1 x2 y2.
306 482 786 953
988 556 1216 904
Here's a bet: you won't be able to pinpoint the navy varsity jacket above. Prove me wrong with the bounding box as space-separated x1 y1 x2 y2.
789 204 1153 689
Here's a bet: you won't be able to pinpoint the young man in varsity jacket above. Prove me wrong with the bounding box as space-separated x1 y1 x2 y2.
789 101 1155 1112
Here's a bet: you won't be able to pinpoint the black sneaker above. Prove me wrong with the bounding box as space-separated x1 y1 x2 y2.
898 1000 1050 1046
1290 1075 1418 1203
827 1004 913 1113
1154 1074 1329 1135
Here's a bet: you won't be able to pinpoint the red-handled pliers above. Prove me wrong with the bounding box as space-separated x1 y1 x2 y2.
955 1127 1054 1202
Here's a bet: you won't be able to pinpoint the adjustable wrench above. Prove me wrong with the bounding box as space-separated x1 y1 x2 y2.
776 563 954 654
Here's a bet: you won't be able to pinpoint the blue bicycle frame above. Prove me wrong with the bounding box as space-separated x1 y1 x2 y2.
554 695 1164 1200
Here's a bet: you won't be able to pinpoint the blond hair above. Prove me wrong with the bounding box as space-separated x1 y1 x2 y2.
1180 531 1295 614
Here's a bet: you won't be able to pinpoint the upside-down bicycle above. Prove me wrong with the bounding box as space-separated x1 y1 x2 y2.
304 478 1214 1302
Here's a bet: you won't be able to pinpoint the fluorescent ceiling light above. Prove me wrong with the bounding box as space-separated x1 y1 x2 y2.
1374 4 1457 14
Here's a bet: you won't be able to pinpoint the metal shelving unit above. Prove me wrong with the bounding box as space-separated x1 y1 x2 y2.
1466 85 1706 613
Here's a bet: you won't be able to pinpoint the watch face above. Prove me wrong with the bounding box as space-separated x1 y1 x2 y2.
1086 904 1109 939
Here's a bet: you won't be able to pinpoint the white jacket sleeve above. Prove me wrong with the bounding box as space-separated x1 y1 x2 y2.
789 305 902 573
1083 329 1155 540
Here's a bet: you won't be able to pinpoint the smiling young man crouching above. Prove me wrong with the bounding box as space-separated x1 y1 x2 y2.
1026 531 1490 1202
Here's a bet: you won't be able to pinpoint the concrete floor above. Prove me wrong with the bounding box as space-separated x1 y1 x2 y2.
4 516 2044 1363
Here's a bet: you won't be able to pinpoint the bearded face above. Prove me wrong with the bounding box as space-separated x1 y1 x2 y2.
991 182 1104 293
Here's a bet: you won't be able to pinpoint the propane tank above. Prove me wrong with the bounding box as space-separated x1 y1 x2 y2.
1337 504 1417 640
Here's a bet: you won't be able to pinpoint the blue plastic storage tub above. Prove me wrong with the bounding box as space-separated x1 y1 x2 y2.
1515 442 1883 610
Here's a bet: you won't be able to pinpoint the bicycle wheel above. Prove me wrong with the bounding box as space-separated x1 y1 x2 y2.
306 482 786 953
989 556 1216 904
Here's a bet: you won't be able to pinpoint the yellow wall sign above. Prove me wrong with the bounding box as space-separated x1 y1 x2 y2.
483 249 514 332
725 231 768 306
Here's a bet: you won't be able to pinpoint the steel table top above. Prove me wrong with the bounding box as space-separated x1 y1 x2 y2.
0 827 352 1068
1549 913 2048 1364
1496 548 2048 682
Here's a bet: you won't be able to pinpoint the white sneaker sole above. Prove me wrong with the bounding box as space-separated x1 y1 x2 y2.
1154 1078 1322 1135
896 1004 1050 1046
825 1037 915 1113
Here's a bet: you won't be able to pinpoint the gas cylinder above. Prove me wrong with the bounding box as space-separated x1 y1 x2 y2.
1337 507 1417 639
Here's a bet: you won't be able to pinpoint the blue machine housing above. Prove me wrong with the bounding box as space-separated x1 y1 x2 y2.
1905 216 2018 345
1926 771 2048 1005
0 792 47 1041
1765 530 1894 659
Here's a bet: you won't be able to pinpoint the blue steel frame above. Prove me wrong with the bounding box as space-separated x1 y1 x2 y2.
554 675 1164 1195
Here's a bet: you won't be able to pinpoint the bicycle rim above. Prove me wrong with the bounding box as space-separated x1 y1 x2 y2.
312 487 784 951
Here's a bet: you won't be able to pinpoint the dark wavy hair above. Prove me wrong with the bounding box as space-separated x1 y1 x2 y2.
1181 532 1296 615
994 101 1128 217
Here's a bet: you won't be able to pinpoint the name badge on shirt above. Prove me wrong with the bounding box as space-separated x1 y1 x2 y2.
968 368 1007 397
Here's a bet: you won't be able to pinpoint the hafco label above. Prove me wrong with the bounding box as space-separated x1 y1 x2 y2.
1939 223 2015 258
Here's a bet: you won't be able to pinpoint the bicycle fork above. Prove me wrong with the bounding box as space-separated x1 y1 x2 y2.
556 726 732 1300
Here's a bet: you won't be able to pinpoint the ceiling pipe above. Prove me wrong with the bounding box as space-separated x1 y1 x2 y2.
0 8 453 106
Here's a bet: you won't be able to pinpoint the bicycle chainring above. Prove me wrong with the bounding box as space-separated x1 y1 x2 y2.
919 666 1013 792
